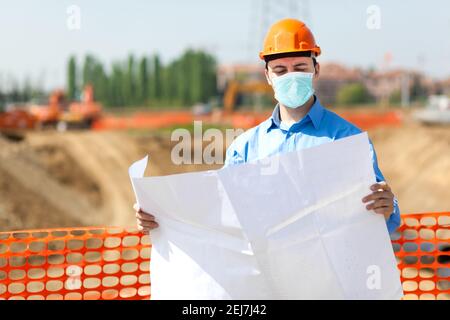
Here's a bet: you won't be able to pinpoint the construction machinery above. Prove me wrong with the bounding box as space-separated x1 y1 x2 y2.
28 85 102 131
28 90 65 128
414 95 450 125
223 80 274 113
57 85 102 131
0 104 37 130
0 104 37 140
1 85 102 133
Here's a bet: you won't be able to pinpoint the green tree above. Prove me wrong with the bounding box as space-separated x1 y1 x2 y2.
108 62 126 107
150 54 162 101
201 52 217 103
160 63 176 105
21 77 33 102
82 54 96 88
165 49 218 107
92 62 108 103
67 55 78 100
336 83 371 105
188 50 203 105
125 54 137 106
389 90 402 105
137 56 149 105
64 49 218 108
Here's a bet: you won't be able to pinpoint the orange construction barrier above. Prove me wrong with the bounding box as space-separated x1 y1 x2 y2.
337 110 403 131
0 227 150 300
392 212 449 300
0 212 448 300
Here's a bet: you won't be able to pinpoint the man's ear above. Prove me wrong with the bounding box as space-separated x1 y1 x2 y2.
265 69 273 86
314 62 320 79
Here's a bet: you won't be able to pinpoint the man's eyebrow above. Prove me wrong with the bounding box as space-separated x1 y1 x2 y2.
272 65 287 69
293 62 308 67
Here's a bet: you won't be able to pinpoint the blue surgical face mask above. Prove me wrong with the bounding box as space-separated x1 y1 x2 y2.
271 71 315 109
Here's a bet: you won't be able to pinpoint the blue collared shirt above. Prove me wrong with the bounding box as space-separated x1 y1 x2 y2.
224 96 400 234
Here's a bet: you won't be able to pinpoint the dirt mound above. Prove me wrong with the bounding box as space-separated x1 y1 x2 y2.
369 123 450 214
0 133 102 231
32 145 102 207
0 129 220 232
0 165 81 230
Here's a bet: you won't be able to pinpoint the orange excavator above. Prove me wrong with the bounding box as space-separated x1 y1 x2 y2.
28 90 65 128
223 80 274 113
0 106 37 131
1 85 102 134
220 80 275 129
28 85 102 131
56 85 102 131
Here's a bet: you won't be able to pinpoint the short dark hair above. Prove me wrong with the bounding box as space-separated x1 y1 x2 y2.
264 51 317 70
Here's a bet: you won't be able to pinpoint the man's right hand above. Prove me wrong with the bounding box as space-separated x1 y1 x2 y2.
134 203 159 234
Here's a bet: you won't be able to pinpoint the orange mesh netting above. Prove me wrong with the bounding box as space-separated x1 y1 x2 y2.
0 227 151 300
391 212 449 300
0 212 449 300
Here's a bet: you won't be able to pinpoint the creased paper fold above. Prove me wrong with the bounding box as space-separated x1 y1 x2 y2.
129 132 403 300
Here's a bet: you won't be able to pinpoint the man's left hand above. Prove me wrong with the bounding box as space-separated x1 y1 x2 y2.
362 181 395 220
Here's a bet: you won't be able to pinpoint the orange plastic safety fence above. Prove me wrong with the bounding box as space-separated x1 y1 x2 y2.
391 212 450 300
0 212 449 300
0 227 151 300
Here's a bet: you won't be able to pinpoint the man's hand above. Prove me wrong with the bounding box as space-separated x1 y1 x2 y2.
362 182 395 220
134 203 159 234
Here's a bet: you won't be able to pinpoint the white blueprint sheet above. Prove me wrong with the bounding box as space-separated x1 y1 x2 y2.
129 132 403 300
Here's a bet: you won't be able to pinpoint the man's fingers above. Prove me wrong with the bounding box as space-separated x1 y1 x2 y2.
135 211 155 221
134 203 158 233
362 191 393 203
366 199 393 210
373 207 392 220
373 207 390 214
134 202 158 233
137 221 159 229
362 182 394 220
370 182 391 192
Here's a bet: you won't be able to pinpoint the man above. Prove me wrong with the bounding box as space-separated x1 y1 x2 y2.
135 18 400 235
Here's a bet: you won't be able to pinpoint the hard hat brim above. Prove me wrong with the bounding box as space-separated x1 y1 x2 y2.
261 50 315 63
260 47 321 61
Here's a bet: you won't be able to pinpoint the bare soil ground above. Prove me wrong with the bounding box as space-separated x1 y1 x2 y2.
370 123 450 214
0 129 221 231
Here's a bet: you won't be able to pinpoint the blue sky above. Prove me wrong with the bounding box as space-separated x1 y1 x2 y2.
0 0 449 89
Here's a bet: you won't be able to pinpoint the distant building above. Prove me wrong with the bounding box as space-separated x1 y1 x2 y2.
314 62 363 105
432 77 450 96
367 70 403 104
317 63 430 106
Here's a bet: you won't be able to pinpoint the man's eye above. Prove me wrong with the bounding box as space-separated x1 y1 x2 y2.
275 70 286 75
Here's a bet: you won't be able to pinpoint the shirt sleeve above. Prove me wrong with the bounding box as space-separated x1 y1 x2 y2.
223 141 245 168
369 139 401 234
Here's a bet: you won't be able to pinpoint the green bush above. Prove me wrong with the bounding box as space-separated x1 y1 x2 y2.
389 90 402 105
336 83 371 105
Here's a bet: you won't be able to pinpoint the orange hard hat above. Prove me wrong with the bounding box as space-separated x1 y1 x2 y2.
259 18 321 60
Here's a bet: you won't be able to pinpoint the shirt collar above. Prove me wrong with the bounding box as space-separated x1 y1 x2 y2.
265 95 325 132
